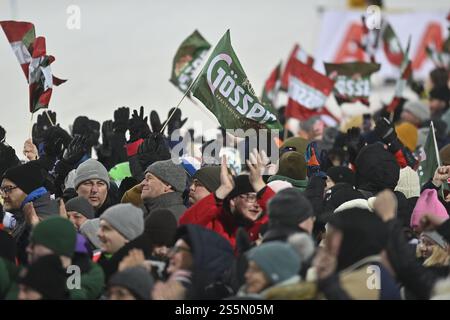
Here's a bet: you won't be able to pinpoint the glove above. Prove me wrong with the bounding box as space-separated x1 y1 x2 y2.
165 108 187 137
101 120 115 146
32 111 57 145
113 106 130 133
128 106 150 142
305 142 326 178
63 135 88 165
345 127 365 164
374 117 403 153
43 125 72 158
149 110 163 133
137 133 171 169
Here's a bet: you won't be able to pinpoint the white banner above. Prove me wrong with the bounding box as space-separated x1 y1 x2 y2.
314 10 449 80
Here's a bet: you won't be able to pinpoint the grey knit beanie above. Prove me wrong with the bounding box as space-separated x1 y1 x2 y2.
100 204 144 241
108 266 154 300
65 196 95 219
246 241 301 284
79 218 102 249
74 159 110 189
144 159 187 192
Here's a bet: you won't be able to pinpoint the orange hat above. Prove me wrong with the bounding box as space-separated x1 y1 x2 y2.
395 122 418 152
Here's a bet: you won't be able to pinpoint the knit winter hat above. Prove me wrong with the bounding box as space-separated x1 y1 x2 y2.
65 196 95 219
144 209 178 247
108 266 154 300
100 204 144 241
402 100 431 123
326 166 355 186
277 151 307 180
246 241 301 284
268 188 313 229
440 144 450 166
394 166 421 199
266 180 293 193
145 159 187 193
2 161 45 194
31 216 77 257
192 166 221 193
227 175 254 200
74 159 110 189
410 189 449 229
423 231 448 250
19 255 68 300
395 122 418 152
79 218 102 249
280 137 309 155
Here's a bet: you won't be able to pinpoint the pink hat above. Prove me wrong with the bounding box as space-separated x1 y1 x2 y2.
410 189 449 228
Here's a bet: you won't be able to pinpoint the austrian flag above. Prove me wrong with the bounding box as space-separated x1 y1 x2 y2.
0 20 66 113
285 60 335 121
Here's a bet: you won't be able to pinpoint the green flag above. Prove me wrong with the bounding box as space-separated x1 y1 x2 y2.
418 122 441 187
190 30 282 131
170 30 211 94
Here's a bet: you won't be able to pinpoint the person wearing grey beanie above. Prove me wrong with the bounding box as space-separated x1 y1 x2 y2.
65 196 95 229
98 204 144 254
140 159 187 221
107 266 154 300
75 159 111 213
238 241 301 297
401 100 430 126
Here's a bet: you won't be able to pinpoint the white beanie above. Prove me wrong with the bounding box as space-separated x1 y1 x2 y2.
395 166 420 199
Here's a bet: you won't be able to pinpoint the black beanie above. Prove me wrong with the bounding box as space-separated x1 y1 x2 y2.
228 175 255 199
193 166 221 193
19 255 68 300
144 209 178 247
326 166 355 186
2 161 45 194
268 188 313 229
0 229 17 264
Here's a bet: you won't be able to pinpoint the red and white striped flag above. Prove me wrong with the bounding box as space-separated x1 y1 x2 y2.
0 20 66 113
285 59 336 123
280 44 314 91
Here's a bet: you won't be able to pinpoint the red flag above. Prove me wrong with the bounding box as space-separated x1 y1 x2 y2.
280 44 314 91
261 62 281 108
285 60 335 122
1 21 66 113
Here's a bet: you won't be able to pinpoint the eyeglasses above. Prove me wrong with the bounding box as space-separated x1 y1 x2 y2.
238 193 258 203
0 186 19 196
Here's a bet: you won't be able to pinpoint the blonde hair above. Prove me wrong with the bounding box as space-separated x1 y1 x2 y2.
423 245 450 267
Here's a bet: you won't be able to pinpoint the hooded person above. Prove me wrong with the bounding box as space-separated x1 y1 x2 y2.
279 136 309 156
263 188 315 242
65 196 95 230
180 172 275 250
236 241 301 298
188 166 221 205
107 266 154 300
140 159 187 221
18 255 68 300
267 151 308 191
74 159 118 217
1 161 59 263
155 224 234 300
322 208 401 300
400 100 431 127
429 85 450 119
355 143 400 198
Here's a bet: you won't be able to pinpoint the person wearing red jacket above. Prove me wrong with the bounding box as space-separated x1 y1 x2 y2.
179 152 275 250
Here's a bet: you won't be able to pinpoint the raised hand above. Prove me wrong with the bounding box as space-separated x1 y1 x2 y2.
246 149 266 192
113 106 130 133
215 155 235 200
373 189 398 222
128 106 150 142
63 135 88 165
432 166 450 188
